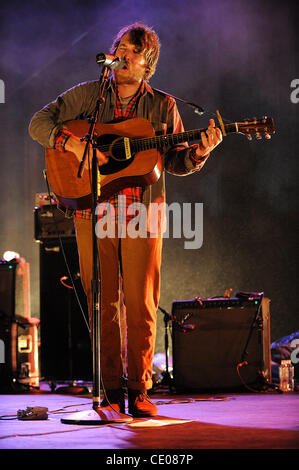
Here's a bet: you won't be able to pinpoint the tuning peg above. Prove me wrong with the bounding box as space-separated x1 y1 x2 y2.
246 134 252 141
265 133 271 139
255 133 262 140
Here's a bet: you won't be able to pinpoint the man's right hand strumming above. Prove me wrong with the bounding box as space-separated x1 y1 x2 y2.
65 134 109 169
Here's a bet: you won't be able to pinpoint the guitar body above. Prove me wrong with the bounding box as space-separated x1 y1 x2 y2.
45 118 162 210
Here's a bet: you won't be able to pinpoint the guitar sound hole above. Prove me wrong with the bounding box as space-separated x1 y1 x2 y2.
96 134 134 175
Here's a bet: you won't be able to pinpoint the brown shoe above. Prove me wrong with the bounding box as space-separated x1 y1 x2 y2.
128 389 158 417
100 388 125 414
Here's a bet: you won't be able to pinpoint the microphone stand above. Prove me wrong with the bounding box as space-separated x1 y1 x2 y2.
61 65 132 424
158 306 174 393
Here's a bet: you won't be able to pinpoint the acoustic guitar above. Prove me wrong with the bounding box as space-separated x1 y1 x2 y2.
45 116 275 210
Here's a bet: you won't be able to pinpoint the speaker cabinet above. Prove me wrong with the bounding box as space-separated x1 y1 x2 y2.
0 258 31 320
172 295 271 391
39 239 92 382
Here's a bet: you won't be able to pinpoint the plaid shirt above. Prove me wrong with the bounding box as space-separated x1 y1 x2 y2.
73 82 145 222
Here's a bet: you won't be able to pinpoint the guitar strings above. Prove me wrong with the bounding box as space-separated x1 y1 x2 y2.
95 118 271 154
96 130 206 153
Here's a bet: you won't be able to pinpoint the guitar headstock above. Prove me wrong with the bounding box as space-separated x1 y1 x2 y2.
237 116 275 140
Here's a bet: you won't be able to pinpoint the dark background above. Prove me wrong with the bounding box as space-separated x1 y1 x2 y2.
0 0 298 356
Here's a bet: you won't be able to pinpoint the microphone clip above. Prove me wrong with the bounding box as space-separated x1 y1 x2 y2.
96 53 125 70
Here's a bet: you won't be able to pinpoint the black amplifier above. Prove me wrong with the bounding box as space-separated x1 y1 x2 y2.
34 192 75 241
171 292 271 391
34 204 75 241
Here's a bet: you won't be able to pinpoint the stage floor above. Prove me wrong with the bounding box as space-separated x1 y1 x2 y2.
0 384 299 460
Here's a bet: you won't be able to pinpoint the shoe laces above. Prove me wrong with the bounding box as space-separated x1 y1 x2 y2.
136 392 151 403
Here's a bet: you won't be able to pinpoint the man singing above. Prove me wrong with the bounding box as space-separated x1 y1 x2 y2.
29 22 222 417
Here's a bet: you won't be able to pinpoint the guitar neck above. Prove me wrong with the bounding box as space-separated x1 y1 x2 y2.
133 122 237 151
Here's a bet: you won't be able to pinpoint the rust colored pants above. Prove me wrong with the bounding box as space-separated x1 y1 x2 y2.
74 216 162 391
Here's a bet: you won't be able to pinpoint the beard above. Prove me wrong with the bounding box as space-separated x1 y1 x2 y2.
114 67 145 85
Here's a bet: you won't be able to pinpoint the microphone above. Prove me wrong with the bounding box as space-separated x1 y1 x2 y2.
96 53 126 70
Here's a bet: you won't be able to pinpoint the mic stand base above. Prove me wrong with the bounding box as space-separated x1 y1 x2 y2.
61 407 132 425
55 384 90 395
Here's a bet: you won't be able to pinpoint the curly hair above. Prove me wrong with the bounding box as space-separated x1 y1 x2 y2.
110 22 160 80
